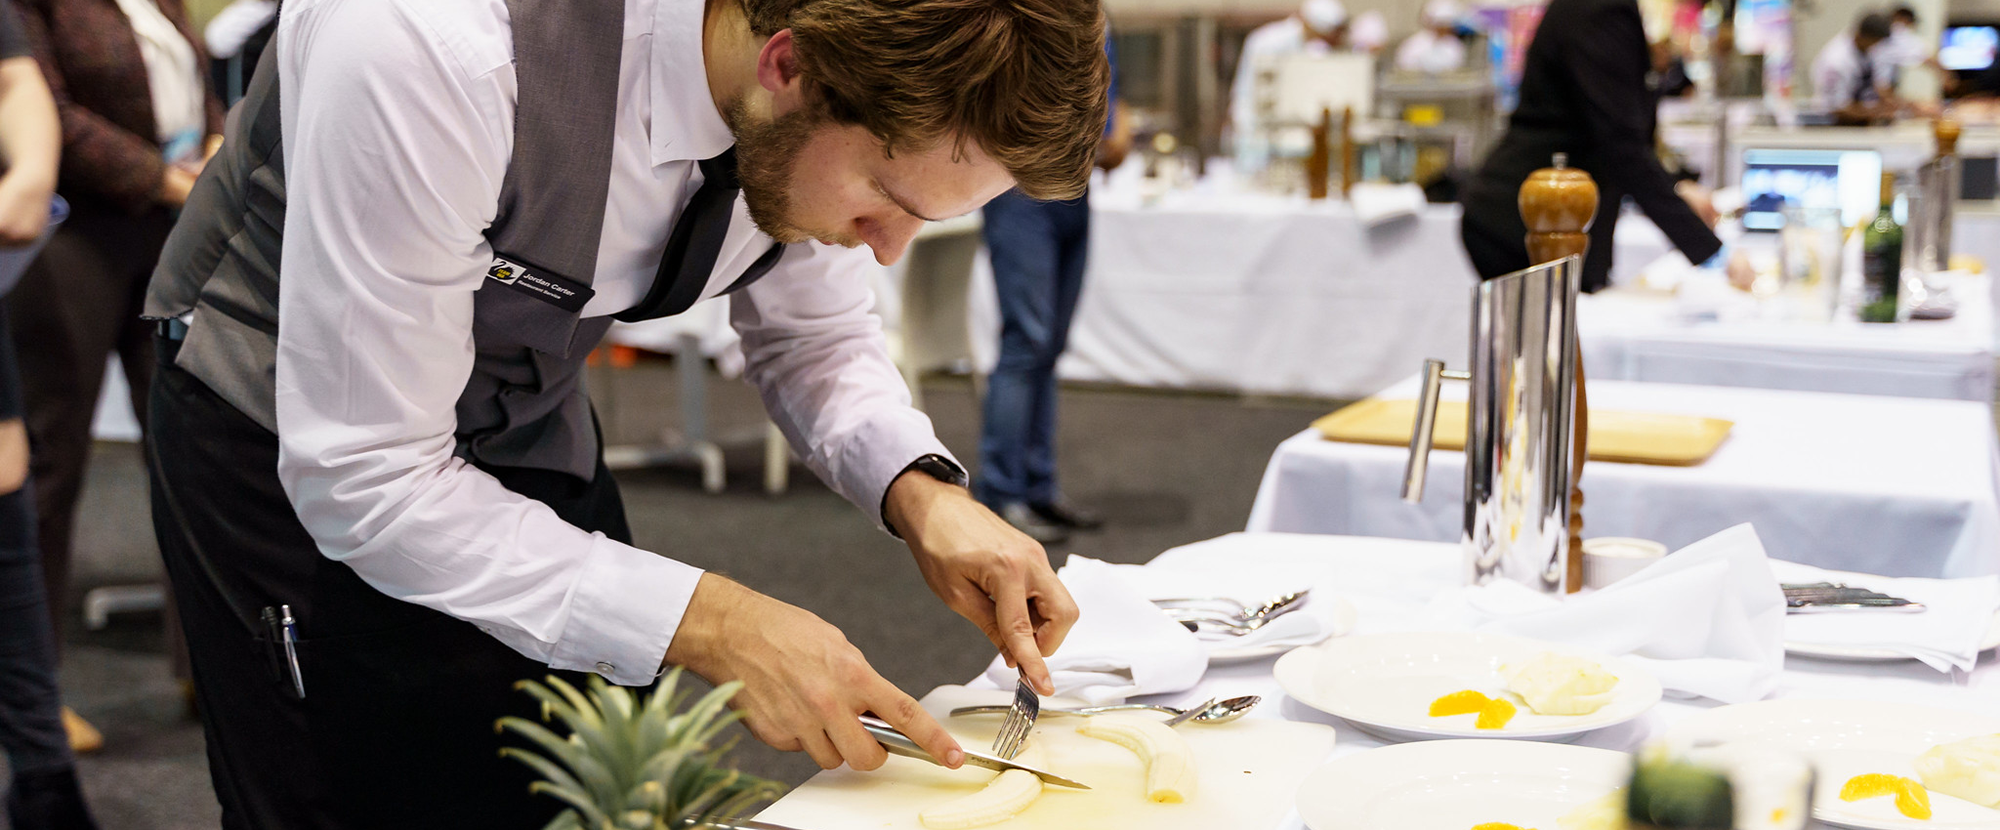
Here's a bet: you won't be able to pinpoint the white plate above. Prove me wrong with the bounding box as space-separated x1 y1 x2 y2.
1272 631 1663 743
1785 609 2000 663
1662 699 2000 830
1204 596 1358 664
1296 739 1630 830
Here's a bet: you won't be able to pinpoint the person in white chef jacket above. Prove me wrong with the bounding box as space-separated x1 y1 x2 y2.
1396 1 1467 75
1229 0 1350 161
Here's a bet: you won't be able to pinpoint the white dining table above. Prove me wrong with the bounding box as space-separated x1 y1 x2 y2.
971 532 2000 830
1244 378 2000 579
1577 273 1997 403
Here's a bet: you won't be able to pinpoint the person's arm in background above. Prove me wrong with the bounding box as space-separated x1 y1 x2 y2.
0 1 55 247
1567 0 1720 264
13 0 186 210
1097 101 1131 171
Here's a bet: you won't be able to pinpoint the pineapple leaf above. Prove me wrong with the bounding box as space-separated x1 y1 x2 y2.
498 714 625 807
526 780 613 827
499 745 590 798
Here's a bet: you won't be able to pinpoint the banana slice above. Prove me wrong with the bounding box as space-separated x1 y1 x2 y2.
1078 714 1197 803
918 741 1047 829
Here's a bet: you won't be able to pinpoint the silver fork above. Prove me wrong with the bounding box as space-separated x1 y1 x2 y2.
991 670 1040 761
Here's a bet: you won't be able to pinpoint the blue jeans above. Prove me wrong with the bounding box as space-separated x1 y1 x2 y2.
976 190 1090 508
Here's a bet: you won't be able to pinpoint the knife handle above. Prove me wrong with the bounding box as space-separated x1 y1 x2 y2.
858 715 934 763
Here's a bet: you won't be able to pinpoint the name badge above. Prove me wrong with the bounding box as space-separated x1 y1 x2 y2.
485 256 594 313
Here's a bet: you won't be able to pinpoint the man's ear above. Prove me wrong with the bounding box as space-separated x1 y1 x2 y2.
756 29 801 95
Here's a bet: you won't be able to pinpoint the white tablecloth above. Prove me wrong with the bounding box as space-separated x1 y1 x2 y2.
968 187 1675 399
1579 275 1996 402
1122 532 2000 830
1245 379 2000 579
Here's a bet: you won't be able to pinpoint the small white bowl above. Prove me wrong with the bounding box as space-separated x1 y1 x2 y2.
1582 537 1668 590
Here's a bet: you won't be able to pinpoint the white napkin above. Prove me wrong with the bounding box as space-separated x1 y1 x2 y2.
1349 182 1427 227
1769 559 2000 672
1424 524 1787 704
1103 562 1339 657
981 556 1207 705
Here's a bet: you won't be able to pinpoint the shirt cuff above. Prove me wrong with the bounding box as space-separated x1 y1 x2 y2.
545 534 703 687
834 416 959 536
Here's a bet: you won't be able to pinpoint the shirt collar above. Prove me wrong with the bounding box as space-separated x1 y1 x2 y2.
651 0 736 166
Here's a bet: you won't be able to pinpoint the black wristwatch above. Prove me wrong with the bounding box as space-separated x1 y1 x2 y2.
905 453 969 489
882 453 969 538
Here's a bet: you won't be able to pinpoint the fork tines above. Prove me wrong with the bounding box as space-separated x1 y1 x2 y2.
991 673 1040 761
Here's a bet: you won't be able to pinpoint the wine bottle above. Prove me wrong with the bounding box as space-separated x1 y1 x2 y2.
1860 171 1904 324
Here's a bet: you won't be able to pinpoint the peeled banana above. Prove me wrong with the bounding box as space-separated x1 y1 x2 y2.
917 768 1043 829
1077 714 1197 804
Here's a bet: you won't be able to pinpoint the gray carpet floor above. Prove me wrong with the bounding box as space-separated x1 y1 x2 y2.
37 363 1336 828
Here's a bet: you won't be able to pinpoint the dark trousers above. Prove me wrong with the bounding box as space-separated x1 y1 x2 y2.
975 190 1090 508
0 313 72 776
6 199 167 647
147 336 626 829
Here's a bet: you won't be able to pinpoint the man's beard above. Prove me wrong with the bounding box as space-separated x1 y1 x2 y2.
725 97 859 248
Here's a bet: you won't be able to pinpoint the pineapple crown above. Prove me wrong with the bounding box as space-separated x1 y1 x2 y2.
498 669 783 830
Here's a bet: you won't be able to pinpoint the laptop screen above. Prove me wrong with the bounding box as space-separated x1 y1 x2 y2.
1739 149 1883 230
1942 26 1999 72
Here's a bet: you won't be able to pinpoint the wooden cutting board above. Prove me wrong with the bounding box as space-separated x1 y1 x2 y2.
1312 399 1733 467
755 685 1337 830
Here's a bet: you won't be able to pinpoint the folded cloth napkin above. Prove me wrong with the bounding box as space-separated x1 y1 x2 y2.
1423 523 1787 704
1102 562 1341 657
1349 182 1427 227
1769 559 2000 672
981 556 1208 705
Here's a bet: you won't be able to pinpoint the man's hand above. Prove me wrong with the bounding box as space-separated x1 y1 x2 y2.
884 470 1078 696
1675 180 1718 229
0 173 52 248
664 574 964 772
158 166 198 208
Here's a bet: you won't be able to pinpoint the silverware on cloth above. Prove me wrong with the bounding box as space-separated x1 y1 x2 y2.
1782 582 1926 613
991 671 1039 760
1159 589 1311 635
856 715 1090 789
949 694 1261 726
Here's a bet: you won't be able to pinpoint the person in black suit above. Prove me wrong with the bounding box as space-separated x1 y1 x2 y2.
1460 0 1721 291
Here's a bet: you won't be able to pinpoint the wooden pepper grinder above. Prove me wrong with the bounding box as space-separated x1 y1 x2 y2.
1307 107 1332 200
1518 152 1596 594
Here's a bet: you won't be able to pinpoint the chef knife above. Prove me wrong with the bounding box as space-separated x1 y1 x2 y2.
857 715 1091 789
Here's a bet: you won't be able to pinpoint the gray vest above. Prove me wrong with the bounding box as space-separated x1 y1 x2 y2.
147 0 746 483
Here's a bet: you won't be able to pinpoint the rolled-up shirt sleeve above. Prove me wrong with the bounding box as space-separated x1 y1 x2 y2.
270 0 695 686
730 240 957 533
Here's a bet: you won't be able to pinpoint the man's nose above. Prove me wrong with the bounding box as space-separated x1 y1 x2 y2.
863 212 926 266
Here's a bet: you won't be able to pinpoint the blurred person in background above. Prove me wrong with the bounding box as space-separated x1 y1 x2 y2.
202 0 275 106
1347 10 1388 56
1230 0 1348 157
11 0 223 750
1460 0 1721 292
1813 13 1903 125
978 35 1129 543
1396 1 1466 75
1877 5 1937 92
0 2 100 825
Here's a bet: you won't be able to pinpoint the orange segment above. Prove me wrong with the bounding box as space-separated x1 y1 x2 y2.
1475 698 1517 730
1841 773 1906 801
1840 774 1933 820
1894 780 1932 820
1430 690 1493 717
1469 824 1535 830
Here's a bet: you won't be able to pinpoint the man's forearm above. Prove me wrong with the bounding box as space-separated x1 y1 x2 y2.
0 57 60 189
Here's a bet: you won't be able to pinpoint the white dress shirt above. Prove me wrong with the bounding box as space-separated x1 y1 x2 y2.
268 0 953 686
1813 33 1879 111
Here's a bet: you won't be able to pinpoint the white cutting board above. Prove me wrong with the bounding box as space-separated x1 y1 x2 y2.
755 685 1337 830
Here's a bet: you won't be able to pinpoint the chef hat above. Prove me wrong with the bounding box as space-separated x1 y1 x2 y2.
1350 11 1389 51
1301 0 1348 33
1423 0 1462 28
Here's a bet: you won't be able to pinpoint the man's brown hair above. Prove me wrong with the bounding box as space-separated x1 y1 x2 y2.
742 0 1110 201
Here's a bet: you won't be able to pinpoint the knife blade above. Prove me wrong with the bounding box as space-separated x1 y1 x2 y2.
857 715 1091 789
703 819 811 830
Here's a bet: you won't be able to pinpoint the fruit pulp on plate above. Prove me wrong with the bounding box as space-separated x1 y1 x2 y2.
1430 690 1493 717
1839 773 1933 820
1476 699 1518 730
